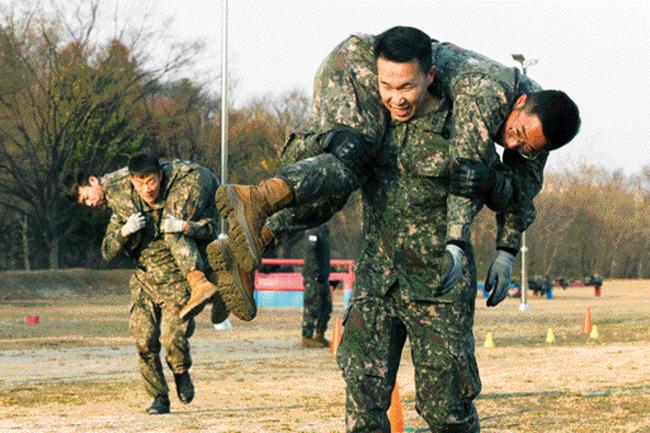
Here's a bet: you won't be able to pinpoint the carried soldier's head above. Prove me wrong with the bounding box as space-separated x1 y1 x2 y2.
128 153 163 206
502 90 581 160
374 26 436 122
64 170 105 208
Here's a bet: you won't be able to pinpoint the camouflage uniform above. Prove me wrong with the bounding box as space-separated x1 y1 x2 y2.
301 225 332 339
335 95 481 432
101 160 219 399
272 35 547 254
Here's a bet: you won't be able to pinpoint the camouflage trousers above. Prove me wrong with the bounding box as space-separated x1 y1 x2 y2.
301 277 333 338
336 275 481 432
268 34 387 244
269 154 359 244
128 270 194 399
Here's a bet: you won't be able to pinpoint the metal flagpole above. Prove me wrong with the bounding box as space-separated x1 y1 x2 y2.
219 0 229 237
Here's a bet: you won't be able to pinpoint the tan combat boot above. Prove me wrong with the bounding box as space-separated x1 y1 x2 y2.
205 237 257 321
181 270 219 319
216 178 293 270
313 332 330 348
209 291 229 324
301 336 324 348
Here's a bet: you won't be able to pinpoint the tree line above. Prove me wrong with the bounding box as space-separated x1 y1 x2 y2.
0 2 647 279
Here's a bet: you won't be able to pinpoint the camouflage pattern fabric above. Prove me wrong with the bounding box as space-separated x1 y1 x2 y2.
431 41 548 250
100 160 218 399
128 270 194 398
301 278 332 338
278 34 387 165
273 34 548 252
332 95 481 432
301 226 332 338
101 160 220 276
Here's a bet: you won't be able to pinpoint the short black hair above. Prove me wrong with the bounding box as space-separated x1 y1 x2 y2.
127 153 161 177
525 90 581 150
63 169 94 202
373 26 433 73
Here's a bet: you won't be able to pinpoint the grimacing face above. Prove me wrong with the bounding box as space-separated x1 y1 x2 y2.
376 56 435 122
77 176 105 208
502 95 548 159
129 172 162 206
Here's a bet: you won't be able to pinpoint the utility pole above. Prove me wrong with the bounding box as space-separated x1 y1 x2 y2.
511 53 538 311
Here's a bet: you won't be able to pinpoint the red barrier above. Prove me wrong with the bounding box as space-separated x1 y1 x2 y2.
256 258 355 293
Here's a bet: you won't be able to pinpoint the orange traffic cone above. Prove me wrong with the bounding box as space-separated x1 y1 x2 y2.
388 382 405 433
330 315 343 355
582 307 593 334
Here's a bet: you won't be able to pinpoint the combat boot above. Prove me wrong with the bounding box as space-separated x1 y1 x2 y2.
146 395 170 414
182 270 219 319
216 178 293 270
301 336 325 348
210 292 230 324
205 237 257 321
313 332 330 348
173 371 194 404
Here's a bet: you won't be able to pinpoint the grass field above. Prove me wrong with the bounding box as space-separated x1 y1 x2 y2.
1 278 649 432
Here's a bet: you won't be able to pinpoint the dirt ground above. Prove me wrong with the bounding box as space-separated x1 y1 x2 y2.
1 279 650 433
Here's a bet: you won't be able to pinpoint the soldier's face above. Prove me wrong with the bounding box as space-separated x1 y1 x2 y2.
503 95 548 159
130 172 162 206
77 176 104 208
377 56 435 122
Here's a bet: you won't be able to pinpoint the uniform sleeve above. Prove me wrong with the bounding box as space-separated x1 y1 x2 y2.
165 167 220 241
446 74 511 245
101 212 129 261
279 34 387 165
495 150 548 251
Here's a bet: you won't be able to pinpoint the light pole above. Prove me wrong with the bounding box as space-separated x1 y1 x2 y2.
511 53 537 311
219 0 229 238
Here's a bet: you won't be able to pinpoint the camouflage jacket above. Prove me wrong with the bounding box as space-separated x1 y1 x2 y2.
356 94 454 302
289 34 548 252
100 160 219 284
431 41 548 251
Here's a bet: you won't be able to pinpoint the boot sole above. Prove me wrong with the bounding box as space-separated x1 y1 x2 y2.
207 240 257 321
216 186 261 271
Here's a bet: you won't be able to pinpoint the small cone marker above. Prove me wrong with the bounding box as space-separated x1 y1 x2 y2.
582 307 593 334
484 332 495 348
388 382 405 433
589 324 600 340
545 327 556 344
330 315 343 355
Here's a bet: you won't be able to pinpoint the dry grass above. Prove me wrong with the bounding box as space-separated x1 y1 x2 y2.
0 279 649 432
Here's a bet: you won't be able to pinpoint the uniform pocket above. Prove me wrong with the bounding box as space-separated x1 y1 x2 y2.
337 297 390 379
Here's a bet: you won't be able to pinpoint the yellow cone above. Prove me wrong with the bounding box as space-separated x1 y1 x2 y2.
589 324 600 340
545 327 556 344
484 332 495 348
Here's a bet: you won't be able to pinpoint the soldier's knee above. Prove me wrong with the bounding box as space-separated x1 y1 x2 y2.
279 132 322 165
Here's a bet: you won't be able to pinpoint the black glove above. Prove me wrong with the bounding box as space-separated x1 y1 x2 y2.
321 128 375 178
485 250 516 307
450 157 498 198
435 244 464 296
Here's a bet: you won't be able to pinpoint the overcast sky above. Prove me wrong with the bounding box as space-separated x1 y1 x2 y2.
51 1 650 175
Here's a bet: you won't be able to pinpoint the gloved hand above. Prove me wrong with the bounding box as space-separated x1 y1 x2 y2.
449 157 498 198
485 250 516 307
161 215 186 233
437 243 464 296
120 212 146 237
